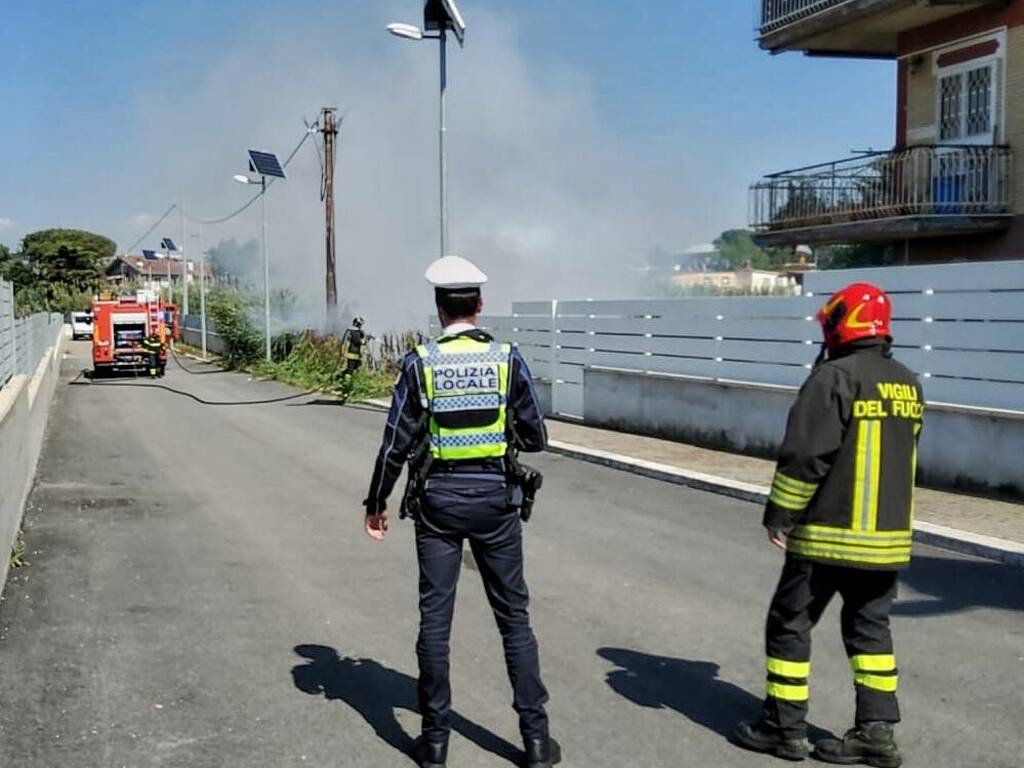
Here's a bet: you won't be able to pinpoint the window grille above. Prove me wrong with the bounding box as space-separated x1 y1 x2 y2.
966 66 992 136
940 73 963 140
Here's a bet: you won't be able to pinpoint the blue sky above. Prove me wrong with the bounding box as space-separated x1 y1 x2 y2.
0 1 897 313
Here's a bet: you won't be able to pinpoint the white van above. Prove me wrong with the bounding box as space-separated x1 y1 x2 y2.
71 311 93 341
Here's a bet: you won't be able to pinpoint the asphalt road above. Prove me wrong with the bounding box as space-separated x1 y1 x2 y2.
0 341 1021 768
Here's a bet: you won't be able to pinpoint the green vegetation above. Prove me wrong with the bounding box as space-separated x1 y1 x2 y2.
193 286 407 401
254 332 397 401
710 229 893 273
0 228 115 316
10 527 26 569
713 229 790 270
817 242 897 270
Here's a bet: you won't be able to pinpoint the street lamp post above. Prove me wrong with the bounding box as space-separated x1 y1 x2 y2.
160 237 178 308
189 227 207 359
388 0 466 258
180 206 189 317
233 173 273 362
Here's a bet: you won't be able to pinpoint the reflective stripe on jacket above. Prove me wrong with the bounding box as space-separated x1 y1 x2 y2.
764 340 923 570
344 329 364 361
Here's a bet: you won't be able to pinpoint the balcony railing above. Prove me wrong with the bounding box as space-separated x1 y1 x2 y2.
761 0 852 34
750 145 1014 234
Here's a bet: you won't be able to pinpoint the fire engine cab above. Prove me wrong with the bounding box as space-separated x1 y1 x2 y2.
92 291 178 375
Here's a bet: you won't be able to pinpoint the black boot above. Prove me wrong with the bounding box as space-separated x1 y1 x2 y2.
814 722 902 767
732 720 809 761
412 737 448 768
524 736 562 768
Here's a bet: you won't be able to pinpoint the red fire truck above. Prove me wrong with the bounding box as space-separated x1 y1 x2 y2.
92 291 178 376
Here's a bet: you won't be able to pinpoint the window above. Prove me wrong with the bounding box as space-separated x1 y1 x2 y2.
939 64 994 141
939 73 963 140
966 66 992 135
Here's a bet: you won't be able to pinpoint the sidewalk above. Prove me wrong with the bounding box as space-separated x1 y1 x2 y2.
545 420 1024 567
363 397 1023 565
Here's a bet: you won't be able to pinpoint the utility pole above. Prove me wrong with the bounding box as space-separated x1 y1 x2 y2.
321 107 339 330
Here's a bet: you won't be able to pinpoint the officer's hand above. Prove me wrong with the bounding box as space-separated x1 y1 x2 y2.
365 511 389 541
767 528 788 551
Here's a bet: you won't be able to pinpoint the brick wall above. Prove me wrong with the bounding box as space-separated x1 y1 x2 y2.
1005 25 1024 215
904 56 936 145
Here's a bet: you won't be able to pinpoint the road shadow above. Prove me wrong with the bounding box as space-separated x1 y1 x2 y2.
597 648 833 743
895 554 1024 617
290 644 522 765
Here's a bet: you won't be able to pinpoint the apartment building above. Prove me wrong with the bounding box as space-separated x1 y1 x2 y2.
750 0 1024 262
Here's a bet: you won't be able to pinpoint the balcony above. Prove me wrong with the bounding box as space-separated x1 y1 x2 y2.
759 0 1005 56
750 145 1014 246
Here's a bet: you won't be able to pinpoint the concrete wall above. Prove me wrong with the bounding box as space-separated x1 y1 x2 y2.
0 325 66 591
582 367 1024 499
905 51 937 145
582 368 792 460
180 317 227 355
918 406 1024 497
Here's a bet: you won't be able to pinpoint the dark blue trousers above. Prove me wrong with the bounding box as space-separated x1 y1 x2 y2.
416 475 549 744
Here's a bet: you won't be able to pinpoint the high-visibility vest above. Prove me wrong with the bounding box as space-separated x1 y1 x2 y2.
416 336 513 461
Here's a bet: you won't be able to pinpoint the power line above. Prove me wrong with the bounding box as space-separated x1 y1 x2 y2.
177 128 316 225
123 204 177 253
120 123 316 260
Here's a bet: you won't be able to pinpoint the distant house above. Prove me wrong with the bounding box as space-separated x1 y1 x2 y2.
106 254 194 291
668 266 798 294
751 0 1024 262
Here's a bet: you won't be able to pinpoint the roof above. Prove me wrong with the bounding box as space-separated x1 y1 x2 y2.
681 243 719 255
107 254 191 277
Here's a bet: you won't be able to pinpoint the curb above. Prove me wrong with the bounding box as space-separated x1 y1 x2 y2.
546 440 1024 568
358 399 1024 568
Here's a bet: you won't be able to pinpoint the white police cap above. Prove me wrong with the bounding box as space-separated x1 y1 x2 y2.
425 255 488 289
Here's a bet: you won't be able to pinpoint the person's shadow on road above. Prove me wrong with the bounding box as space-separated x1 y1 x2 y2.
597 647 833 744
290 644 522 765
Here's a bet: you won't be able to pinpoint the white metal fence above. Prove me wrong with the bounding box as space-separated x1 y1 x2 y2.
0 279 65 390
453 261 1024 418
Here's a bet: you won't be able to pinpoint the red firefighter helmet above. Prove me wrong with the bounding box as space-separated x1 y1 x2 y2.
816 283 892 351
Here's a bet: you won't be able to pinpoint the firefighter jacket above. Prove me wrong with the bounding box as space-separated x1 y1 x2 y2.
364 328 547 513
343 328 365 362
141 336 163 354
764 339 923 570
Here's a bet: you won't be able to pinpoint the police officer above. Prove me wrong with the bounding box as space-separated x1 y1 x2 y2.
140 331 164 379
341 317 366 375
733 283 923 767
363 256 560 768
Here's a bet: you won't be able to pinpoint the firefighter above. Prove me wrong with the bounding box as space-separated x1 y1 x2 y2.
733 283 923 767
140 332 164 379
363 256 559 768
341 317 366 375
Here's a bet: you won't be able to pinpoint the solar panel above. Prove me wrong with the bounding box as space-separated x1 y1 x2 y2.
425 0 465 45
142 250 159 261
248 150 286 179
161 238 177 252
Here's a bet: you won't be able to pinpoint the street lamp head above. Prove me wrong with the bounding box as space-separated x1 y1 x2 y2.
387 22 424 40
233 174 252 185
